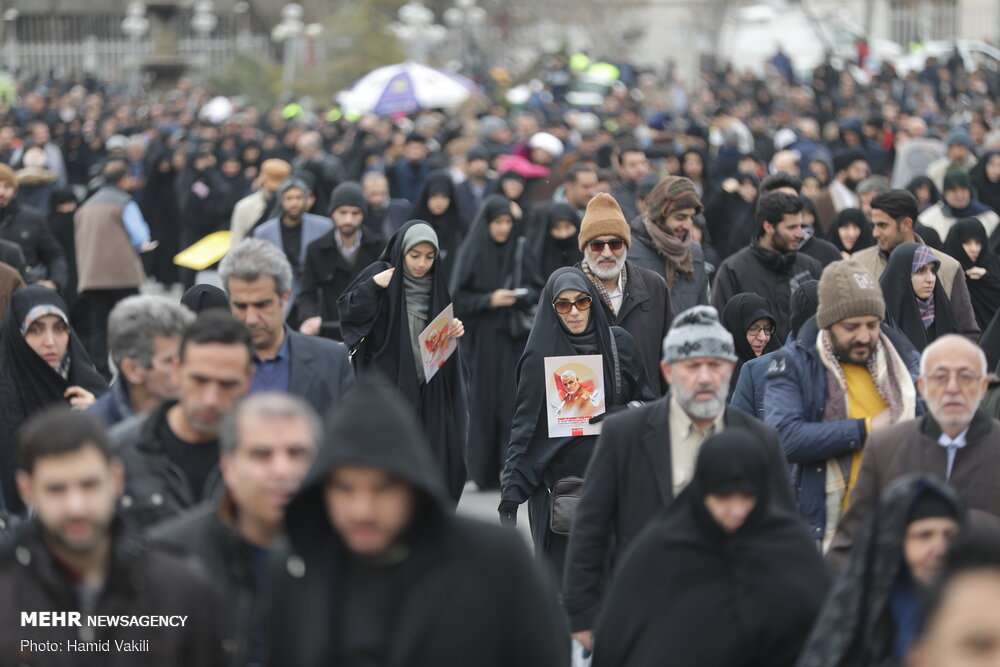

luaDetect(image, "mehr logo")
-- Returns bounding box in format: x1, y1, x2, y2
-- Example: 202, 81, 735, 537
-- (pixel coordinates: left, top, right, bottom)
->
852, 272, 876, 290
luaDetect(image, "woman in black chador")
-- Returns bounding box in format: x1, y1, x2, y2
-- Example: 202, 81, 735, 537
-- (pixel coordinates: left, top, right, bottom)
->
499, 267, 653, 589
339, 220, 468, 503
451, 195, 543, 489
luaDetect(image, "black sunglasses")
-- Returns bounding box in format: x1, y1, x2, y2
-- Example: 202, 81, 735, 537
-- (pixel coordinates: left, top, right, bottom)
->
552, 295, 593, 314
587, 239, 625, 252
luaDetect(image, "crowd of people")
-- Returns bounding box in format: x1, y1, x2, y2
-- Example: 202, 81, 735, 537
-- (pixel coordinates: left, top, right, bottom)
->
1, 45, 1000, 665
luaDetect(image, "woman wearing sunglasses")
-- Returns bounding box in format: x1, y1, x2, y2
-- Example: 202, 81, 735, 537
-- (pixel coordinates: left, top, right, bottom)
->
499, 267, 654, 592
721, 293, 781, 397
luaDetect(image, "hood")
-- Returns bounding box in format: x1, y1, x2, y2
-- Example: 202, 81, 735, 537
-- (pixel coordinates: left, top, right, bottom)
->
283, 373, 450, 551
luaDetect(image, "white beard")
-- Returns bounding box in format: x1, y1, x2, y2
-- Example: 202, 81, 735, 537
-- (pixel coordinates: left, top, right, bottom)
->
585, 250, 627, 281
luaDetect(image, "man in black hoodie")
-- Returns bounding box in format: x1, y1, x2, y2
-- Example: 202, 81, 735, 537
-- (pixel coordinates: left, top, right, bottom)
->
711, 192, 823, 341
268, 375, 568, 667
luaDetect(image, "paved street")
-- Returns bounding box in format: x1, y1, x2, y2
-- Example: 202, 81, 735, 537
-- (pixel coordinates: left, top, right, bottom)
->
457, 482, 534, 548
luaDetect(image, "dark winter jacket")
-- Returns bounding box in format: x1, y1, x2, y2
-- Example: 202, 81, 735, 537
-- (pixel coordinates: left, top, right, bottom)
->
85, 378, 136, 427
627, 214, 709, 314
267, 375, 569, 667
562, 396, 794, 632
712, 242, 823, 342
0, 200, 67, 288
111, 401, 224, 530
763, 316, 922, 538
0, 518, 226, 667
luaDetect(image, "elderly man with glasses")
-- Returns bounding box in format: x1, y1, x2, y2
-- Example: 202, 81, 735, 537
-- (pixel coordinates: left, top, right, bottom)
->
828, 333, 1000, 570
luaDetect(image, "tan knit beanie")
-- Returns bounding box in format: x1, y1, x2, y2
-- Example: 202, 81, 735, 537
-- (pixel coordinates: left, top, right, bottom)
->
578, 193, 631, 251
816, 260, 885, 329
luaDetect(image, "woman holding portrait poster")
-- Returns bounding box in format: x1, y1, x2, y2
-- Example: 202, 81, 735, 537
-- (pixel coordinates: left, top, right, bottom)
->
499, 267, 654, 590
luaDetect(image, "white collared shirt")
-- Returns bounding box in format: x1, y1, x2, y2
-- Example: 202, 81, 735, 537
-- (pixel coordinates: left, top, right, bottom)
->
937, 428, 969, 481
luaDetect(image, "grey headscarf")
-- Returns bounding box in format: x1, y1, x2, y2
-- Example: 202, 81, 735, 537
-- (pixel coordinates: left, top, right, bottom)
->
401, 223, 440, 381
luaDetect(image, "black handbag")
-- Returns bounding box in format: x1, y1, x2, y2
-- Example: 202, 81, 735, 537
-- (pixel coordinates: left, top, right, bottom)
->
550, 476, 585, 536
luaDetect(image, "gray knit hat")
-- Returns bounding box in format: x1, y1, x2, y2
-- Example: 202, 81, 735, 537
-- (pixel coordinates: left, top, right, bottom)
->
816, 260, 885, 329
662, 305, 737, 363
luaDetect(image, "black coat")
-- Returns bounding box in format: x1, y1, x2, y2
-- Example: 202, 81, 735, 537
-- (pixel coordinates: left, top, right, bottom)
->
451, 196, 544, 487
712, 242, 824, 342
0, 200, 67, 288
592, 429, 829, 667
563, 397, 795, 632
0, 519, 226, 667
578, 260, 673, 396
111, 401, 224, 530
150, 498, 264, 667
267, 375, 569, 667
296, 228, 386, 339
283, 329, 355, 418
880, 242, 959, 352
801, 235, 844, 267
943, 218, 1000, 331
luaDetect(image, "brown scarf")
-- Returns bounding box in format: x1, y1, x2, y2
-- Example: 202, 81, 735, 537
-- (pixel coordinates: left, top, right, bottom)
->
642, 216, 694, 288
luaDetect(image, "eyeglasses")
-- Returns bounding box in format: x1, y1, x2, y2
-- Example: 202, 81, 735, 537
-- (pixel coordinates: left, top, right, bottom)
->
747, 325, 775, 337
587, 239, 625, 253
552, 296, 593, 314
924, 370, 983, 388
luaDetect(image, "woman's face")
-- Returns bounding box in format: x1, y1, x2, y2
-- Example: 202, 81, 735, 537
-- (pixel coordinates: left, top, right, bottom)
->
839, 222, 861, 251
488, 214, 514, 244
683, 153, 703, 179
501, 179, 524, 200
554, 288, 590, 334
912, 263, 938, 301
704, 492, 758, 533
986, 154, 1000, 183
802, 177, 821, 201
746, 317, 773, 357
916, 184, 932, 204
404, 241, 436, 278
427, 192, 450, 216
963, 238, 983, 263
550, 219, 577, 240
24, 314, 70, 370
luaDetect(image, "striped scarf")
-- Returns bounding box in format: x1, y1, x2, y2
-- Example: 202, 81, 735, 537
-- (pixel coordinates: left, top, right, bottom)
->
581, 260, 627, 319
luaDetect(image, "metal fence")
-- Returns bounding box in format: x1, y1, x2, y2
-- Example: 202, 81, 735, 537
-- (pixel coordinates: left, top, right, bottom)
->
3, 12, 279, 77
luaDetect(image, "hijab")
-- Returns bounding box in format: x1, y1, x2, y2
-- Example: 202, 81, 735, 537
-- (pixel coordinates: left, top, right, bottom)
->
828, 207, 875, 254
408, 170, 466, 267
879, 242, 959, 351
450, 194, 518, 297
944, 217, 1000, 329
797, 476, 963, 667
906, 175, 940, 212
0, 286, 107, 512
972, 151, 1000, 214
181, 284, 230, 314
593, 429, 828, 667
534, 202, 583, 280
721, 293, 780, 393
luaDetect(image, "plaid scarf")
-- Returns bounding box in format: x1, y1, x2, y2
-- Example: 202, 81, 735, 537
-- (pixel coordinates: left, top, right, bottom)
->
815, 327, 917, 550
581, 259, 627, 319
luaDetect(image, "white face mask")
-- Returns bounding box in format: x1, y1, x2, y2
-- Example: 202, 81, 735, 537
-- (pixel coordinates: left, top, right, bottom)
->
801, 224, 815, 241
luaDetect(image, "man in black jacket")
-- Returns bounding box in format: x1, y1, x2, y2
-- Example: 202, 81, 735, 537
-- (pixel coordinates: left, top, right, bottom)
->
150, 393, 320, 667
0, 163, 66, 290
268, 375, 568, 667
711, 191, 823, 341
0, 408, 225, 666
298, 181, 385, 341
563, 305, 795, 651
112, 311, 253, 529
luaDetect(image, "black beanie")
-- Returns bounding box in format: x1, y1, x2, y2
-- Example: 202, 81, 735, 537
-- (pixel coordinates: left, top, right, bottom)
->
328, 181, 368, 217
943, 170, 973, 192
790, 279, 820, 336
833, 148, 867, 174
908, 490, 960, 525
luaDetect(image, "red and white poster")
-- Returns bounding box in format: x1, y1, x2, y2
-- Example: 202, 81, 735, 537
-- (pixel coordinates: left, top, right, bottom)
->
544, 354, 605, 438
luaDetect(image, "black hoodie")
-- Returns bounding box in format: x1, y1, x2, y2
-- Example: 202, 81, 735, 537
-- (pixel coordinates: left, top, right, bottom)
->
268, 375, 569, 667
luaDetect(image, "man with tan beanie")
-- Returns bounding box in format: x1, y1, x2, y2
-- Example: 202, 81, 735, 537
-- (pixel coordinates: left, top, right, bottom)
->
764, 259, 922, 549
628, 175, 710, 314
577, 192, 672, 395
230, 158, 292, 244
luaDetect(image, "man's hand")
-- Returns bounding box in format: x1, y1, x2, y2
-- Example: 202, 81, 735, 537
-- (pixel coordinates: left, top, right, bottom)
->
139, 239, 159, 254
373, 268, 395, 288
572, 630, 594, 653
65, 386, 96, 411
299, 316, 322, 336
869, 408, 892, 433
490, 289, 518, 308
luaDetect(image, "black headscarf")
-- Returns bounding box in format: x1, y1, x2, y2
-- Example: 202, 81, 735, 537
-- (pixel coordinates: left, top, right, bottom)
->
721, 293, 780, 394
450, 194, 518, 296
338, 220, 468, 502
972, 151, 1000, 214
879, 242, 959, 351
905, 176, 940, 211
828, 208, 875, 255
944, 217, 1000, 330
534, 202, 583, 280
797, 475, 963, 667
593, 429, 829, 667
408, 170, 467, 273
0, 286, 107, 512
181, 284, 230, 314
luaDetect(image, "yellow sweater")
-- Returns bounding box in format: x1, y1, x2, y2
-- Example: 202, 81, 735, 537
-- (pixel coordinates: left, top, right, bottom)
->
841, 363, 888, 515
